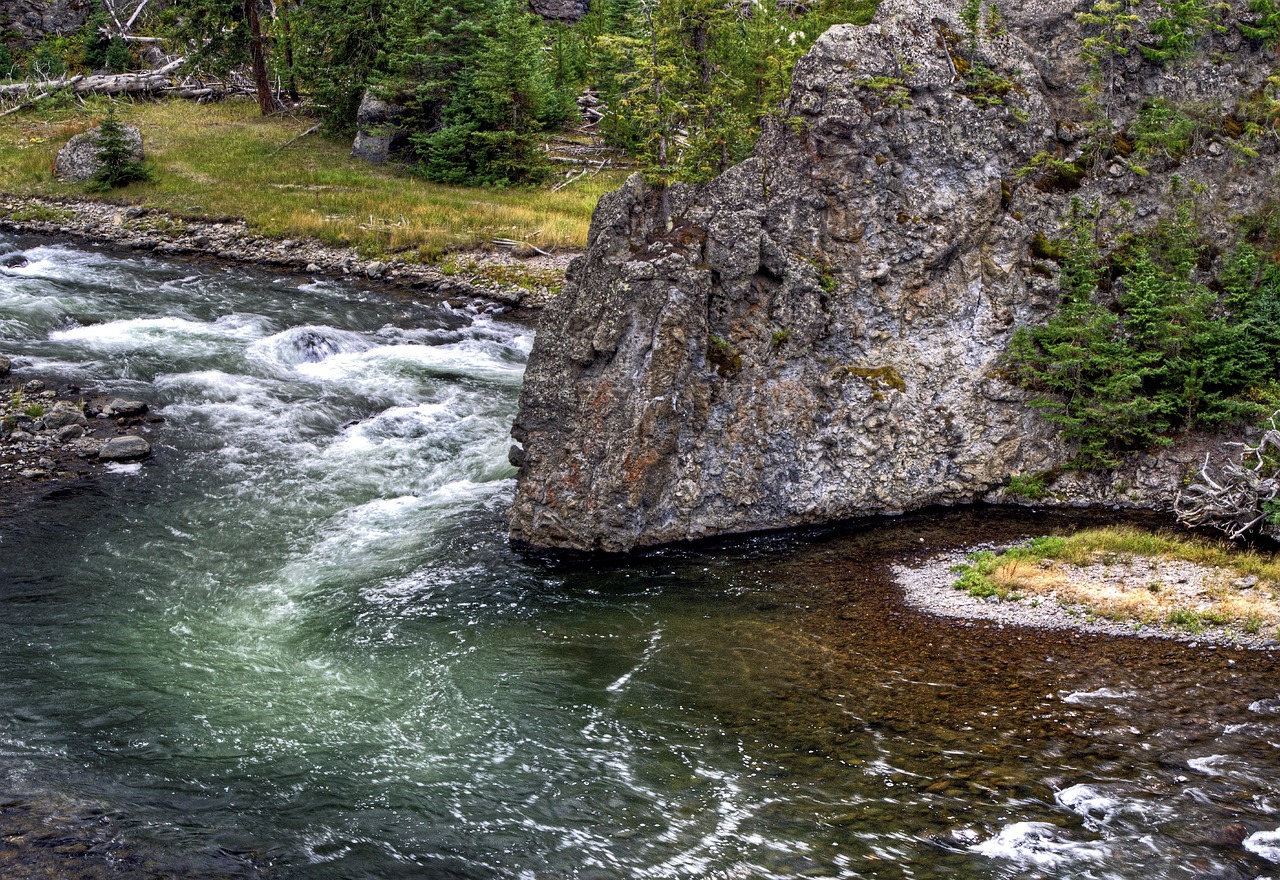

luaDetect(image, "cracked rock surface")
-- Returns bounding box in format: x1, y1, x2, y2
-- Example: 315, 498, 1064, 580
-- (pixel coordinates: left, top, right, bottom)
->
509, 0, 1280, 552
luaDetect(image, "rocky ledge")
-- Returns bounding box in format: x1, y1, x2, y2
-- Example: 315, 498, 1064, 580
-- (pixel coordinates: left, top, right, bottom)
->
0, 195, 567, 317
509, 0, 1280, 552
1, 357, 157, 514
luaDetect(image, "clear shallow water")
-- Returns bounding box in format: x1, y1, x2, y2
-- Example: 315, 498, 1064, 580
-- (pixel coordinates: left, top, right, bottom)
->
1, 237, 1279, 879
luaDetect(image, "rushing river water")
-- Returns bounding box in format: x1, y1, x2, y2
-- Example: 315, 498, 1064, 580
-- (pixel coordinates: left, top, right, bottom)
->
1, 236, 1279, 879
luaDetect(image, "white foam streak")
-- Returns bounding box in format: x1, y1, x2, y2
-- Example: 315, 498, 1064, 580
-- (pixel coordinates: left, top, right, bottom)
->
970, 822, 1109, 869
1061, 688, 1135, 705
1245, 829, 1280, 863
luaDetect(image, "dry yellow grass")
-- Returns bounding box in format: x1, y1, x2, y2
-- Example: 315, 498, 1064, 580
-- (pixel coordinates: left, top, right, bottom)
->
957, 527, 1280, 637
0, 97, 626, 258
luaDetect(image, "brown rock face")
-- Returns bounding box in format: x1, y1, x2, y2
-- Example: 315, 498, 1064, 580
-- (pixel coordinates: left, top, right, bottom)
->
509, 0, 1280, 552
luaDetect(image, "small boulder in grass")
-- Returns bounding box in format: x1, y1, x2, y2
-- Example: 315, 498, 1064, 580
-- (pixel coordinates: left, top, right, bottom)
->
55, 109, 147, 188
98, 435, 151, 461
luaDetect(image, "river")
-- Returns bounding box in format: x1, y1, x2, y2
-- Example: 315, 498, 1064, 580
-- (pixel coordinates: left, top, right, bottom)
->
1, 236, 1278, 879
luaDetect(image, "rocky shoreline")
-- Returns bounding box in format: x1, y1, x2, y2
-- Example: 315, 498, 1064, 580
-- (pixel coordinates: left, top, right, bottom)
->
894, 549, 1280, 652
0, 193, 567, 318
0, 360, 158, 518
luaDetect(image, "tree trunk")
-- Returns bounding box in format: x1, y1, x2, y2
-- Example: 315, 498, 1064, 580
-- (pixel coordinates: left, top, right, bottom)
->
245, 0, 277, 114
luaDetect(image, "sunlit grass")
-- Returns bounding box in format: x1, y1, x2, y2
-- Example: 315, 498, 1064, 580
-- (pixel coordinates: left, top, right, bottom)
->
0, 97, 625, 257
952, 526, 1280, 638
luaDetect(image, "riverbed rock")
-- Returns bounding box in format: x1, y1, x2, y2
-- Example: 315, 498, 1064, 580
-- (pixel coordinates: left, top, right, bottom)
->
55, 124, 145, 183
42, 401, 87, 429
0, 356, 9, 376
105, 398, 147, 417
97, 435, 151, 461
1, 253, 29, 269
508, 0, 1280, 552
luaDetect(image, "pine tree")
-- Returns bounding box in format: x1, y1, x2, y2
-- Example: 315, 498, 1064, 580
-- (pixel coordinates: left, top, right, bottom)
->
89, 108, 149, 192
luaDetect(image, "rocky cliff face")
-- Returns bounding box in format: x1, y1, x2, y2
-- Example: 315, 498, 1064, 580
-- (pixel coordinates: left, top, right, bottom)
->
3, 0, 91, 44
509, 0, 1280, 552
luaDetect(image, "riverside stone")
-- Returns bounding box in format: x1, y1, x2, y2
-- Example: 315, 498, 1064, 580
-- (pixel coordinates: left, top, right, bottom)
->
97, 435, 151, 461
42, 401, 87, 429
106, 398, 147, 417
508, 0, 1280, 552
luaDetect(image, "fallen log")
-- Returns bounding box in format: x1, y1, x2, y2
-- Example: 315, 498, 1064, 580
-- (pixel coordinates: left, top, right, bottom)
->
0, 60, 186, 100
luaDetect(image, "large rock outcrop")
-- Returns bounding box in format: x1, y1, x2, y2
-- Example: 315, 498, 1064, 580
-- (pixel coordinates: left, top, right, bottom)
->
509, 0, 1280, 552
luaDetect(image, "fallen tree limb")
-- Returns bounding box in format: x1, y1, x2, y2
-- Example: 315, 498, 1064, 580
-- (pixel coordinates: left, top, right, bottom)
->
1176, 413, 1280, 540
270, 123, 322, 155
0, 76, 83, 117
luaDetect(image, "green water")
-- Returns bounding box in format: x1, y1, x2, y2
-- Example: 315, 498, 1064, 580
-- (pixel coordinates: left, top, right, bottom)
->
1, 238, 1278, 879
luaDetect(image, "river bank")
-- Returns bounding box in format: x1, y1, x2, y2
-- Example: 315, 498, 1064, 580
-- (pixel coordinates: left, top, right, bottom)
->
895, 547, 1280, 652
0, 194, 567, 318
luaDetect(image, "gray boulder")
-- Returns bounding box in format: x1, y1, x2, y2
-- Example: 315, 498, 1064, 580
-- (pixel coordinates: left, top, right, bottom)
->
42, 401, 87, 429
98, 435, 151, 461
350, 93, 410, 164
106, 398, 148, 417
55, 123, 144, 182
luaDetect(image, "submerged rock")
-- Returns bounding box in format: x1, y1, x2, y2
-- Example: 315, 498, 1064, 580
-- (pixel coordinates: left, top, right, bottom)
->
508, 0, 1280, 552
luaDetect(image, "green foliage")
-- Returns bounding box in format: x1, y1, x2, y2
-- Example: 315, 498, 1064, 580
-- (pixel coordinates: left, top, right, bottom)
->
707, 335, 743, 376
1007, 472, 1051, 500
586, 0, 878, 185
855, 75, 912, 109
1076, 0, 1140, 123
88, 108, 150, 191
1008, 199, 1280, 468
104, 37, 132, 72
290, 0, 395, 133
1239, 0, 1280, 46
1131, 98, 1198, 162
1141, 0, 1223, 63
1016, 152, 1087, 192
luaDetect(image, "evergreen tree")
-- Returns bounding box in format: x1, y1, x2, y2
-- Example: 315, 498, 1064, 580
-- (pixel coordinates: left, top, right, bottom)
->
89, 108, 150, 192
409, 0, 565, 185
291, 0, 394, 132
163, 0, 279, 114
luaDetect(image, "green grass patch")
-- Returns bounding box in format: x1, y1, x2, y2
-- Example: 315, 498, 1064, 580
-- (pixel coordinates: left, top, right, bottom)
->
951, 525, 1280, 639
0, 99, 625, 258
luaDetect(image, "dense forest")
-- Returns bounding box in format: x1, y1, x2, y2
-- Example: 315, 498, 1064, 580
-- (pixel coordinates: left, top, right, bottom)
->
2, 0, 878, 185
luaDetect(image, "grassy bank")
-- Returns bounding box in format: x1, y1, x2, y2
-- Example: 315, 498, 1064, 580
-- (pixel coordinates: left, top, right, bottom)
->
952, 526, 1280, 639
0, 98, 625, 258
